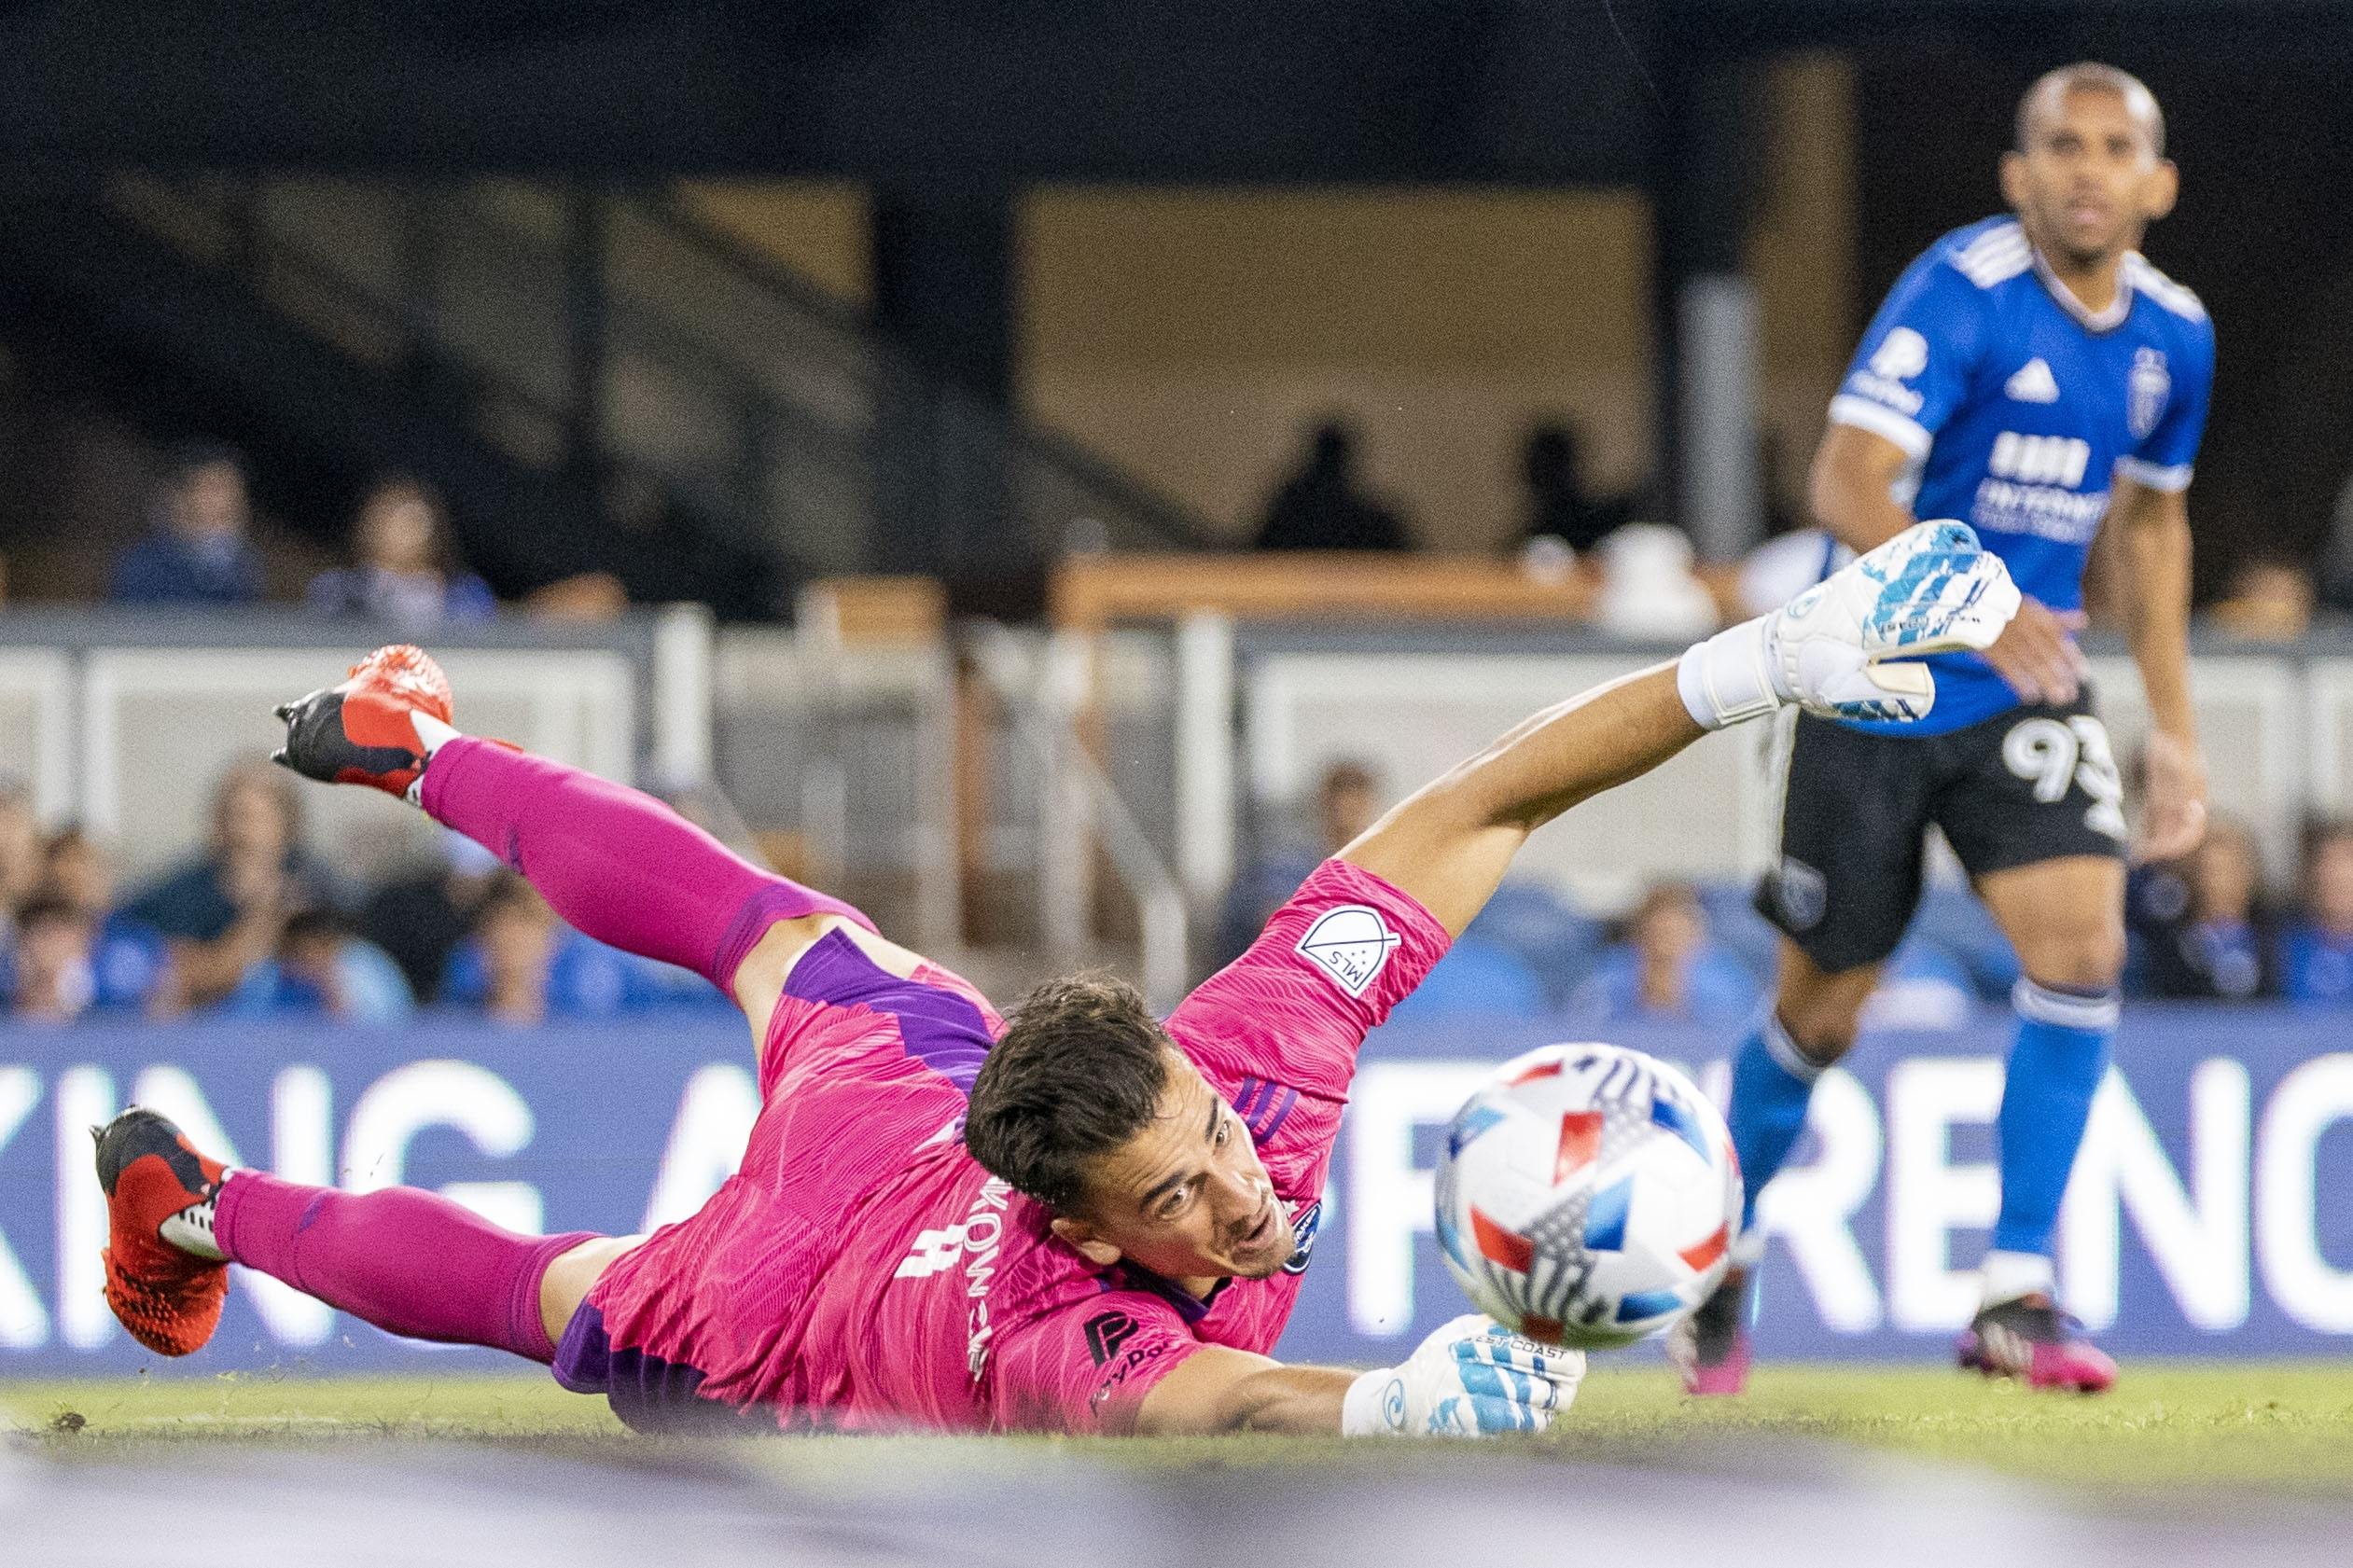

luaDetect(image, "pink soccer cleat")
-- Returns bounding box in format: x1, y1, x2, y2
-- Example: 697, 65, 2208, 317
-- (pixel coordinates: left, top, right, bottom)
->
1956, 1293, 2117, 1393
1667, 1266, 1751, 1396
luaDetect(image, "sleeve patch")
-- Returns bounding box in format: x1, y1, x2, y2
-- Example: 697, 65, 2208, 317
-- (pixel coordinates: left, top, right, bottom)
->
1294, 904, 1402, 997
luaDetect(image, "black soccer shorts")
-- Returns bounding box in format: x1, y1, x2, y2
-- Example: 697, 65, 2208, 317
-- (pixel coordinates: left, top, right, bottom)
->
1754, 694, 2128, 975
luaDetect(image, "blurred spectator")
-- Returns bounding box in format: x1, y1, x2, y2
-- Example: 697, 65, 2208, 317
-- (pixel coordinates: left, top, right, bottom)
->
118, 760, 343, 1009
2199, 556, 2341, 643
1221, 759, 1384, 960
1517, 421, 1616, 554
439, 875, 705, 1023
1856, 937, 1979, 1032
2282, 819, 2353, 1007
2324, 465, 2353, 614
1756, 434, 1806, 546
1593, 524, 1720, 640
306, 474, 496, 631
1738, 531, 1845, 619
218, 908, 413, 1024
1252, 422, 1413, 553
2127, 815, 2276, 999
506, 461, 782, 622
1461, 881, 1604, 1010
358, 829, 506, 1002
110, 441, 265, 605
1388, 936, 1547, 1019
0, 776, 36, 956
1569, 881, 1759, 1026
37, 826, 170, 1012
3, 894, 96, 1023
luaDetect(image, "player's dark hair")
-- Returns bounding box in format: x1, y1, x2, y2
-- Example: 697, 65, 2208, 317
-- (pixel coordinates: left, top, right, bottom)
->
2016, 62, 2164, 158
965, 973, 1172, 1214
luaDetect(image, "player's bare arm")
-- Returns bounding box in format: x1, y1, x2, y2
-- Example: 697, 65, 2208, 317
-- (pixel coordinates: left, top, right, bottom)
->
1339, 668, 1699, 938
1135, 1325, 1580, 1438
1814, 421, 2082, 707
1343, 522, 2022, 937
1134, 1346, 1353, 1436
2104, 474, 2205, 859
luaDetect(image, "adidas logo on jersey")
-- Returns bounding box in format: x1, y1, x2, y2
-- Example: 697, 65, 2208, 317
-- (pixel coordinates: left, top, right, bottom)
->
2004, 358, 2059, 403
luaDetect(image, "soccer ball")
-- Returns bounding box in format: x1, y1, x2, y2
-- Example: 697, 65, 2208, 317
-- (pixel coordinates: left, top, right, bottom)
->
1434, 1042, 1741, 1350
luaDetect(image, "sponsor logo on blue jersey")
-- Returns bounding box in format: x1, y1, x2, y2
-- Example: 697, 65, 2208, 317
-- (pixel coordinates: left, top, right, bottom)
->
1826, 216, 2214, 736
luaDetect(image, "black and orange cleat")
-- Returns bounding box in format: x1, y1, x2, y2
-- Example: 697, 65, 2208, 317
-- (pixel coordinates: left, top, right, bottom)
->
94, 1108, 230, 1357
272, 644, 455, 800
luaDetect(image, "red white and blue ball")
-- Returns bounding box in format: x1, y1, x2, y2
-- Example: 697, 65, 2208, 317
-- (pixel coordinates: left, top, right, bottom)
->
1434, 1042, 1741, 1350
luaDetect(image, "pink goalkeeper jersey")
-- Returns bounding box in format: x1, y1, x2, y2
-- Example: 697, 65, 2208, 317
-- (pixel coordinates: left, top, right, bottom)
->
579, 858, 1448, 1434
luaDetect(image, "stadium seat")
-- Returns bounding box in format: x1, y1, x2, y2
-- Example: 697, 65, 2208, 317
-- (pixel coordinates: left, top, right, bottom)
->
1385, 935, 1549, 1019
1459, 880, 1604, 1008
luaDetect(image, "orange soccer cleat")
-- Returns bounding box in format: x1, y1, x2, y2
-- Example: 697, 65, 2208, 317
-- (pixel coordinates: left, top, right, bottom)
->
94, 1109, 231, 1357
272, 644, 455, 799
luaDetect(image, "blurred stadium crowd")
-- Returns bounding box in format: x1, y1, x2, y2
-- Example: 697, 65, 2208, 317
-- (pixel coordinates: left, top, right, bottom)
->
1223, 760, 2353, 1032
8, 421, 2353, 1031
0, 761, 730, 1027
13, 742, 2345, 1031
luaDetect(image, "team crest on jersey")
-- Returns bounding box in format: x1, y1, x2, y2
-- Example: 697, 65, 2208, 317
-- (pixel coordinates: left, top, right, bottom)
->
2128, 348, 2170, 439
1295, 905, 1401, 997
1774, 857, 1829, 932
1281, 1199, 1324, 1276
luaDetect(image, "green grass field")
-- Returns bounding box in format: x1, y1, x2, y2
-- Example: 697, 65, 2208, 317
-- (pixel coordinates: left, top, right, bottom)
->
8, 1362, 2352, 1496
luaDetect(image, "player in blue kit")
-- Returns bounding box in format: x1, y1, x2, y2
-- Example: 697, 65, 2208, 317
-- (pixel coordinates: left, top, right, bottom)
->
1674, 63, 2213, 1395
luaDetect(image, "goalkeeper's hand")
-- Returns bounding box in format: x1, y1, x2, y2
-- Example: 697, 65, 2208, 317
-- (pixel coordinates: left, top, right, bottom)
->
1679, 520, 2022, 728
1340, 1313, 1585, 1437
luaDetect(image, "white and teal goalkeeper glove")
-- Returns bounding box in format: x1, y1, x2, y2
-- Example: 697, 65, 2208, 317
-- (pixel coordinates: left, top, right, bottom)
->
1678, 520, 2021, 728
1340, 1313, 1586, 1437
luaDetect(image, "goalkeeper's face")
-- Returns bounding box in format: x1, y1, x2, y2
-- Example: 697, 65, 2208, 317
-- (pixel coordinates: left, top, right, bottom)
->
2003, 82, 2177, 271
1051, 1054, 1298, 1284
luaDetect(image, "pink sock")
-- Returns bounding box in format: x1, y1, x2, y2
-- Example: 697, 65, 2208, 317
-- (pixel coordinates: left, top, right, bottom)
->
215, 1173, 593, 1362
419, 736, 870, 990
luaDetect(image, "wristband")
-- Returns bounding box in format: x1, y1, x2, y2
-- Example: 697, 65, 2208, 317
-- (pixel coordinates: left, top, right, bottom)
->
1340, 1367, 1403, 1436
1677, 617, 1783, 730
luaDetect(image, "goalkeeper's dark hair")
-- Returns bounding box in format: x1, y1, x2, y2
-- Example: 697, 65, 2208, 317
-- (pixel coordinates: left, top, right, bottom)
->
964, 973, 1172, 1214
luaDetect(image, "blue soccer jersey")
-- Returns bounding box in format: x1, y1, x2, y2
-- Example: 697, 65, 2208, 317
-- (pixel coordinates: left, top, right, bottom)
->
1828, 215, 2215, 735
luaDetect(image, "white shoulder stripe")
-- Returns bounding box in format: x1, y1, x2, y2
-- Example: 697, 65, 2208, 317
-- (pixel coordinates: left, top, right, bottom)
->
1953, 230, 2031, 288
2123, 254, 2208, 322
1956, 220, 2025, 262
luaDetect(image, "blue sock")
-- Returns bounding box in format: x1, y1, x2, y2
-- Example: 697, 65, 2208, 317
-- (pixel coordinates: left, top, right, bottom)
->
1727, 1014, 1821, 1235
1992, 978, 2118, 1257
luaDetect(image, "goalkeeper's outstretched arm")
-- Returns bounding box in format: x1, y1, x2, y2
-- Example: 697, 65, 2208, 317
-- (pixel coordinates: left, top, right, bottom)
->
1338, 521, 2020, 937
1136, 1318, 1582, 1437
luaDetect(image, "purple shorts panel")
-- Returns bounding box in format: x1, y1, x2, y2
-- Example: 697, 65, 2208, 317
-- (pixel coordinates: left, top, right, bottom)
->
550, 1300, 765, 1435
777, 930, 994, 1094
